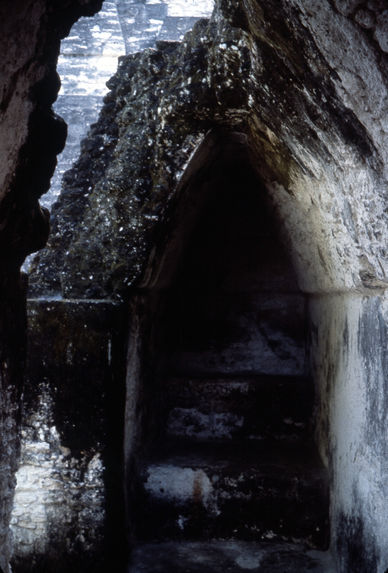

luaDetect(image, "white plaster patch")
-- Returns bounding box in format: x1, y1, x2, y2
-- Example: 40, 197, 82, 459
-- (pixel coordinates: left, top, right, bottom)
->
145, 465, 213, 506
10, 385, 105, 559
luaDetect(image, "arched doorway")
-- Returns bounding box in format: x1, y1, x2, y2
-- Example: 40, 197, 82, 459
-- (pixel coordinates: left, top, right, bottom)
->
129, 133, 330, 570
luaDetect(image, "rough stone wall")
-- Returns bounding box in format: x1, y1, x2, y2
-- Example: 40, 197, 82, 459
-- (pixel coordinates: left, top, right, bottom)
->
310, 294, 388, 572
0, 1, 103, 571
10, 299, 126, 573
46, 0, 214, 210
0, 273, 26, 573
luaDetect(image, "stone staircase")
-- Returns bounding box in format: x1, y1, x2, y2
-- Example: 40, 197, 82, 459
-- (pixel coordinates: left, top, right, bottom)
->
128, 372, 332, 572
127, 161, 333, 572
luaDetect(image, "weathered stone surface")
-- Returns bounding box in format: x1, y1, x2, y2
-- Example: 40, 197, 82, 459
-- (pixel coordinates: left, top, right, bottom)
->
10, 299, 126, 572
309, 293, 388, 573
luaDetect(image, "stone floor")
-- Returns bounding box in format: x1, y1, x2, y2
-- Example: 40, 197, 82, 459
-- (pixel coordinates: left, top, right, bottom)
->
128, 541, 336, 572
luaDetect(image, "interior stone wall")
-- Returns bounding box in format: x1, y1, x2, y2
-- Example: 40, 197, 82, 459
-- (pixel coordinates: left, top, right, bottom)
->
310, 293, 388, 572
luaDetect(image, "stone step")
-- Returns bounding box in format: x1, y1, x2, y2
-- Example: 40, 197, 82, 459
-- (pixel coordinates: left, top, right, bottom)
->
136, 440, 329, 548
165, 293, 307, 377
128, 541, 335, 572
164, 376, 313, 441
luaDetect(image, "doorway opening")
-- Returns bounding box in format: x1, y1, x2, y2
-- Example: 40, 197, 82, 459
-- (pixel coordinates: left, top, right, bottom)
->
129, 133, 330, 568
